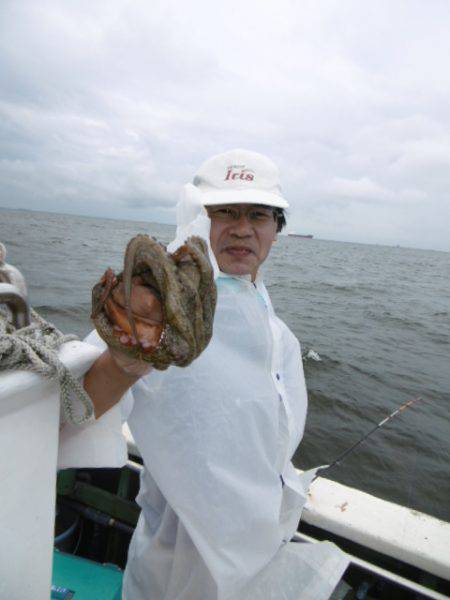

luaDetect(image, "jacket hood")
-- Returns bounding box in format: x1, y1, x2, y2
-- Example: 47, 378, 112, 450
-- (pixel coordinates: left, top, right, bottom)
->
167, 183, 220, 278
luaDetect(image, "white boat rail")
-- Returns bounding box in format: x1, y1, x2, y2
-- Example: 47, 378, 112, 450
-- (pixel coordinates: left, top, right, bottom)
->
123, 424, 450, 583
303, 473, 450, 581
0, 341, 101, 600
294, 531, 449, 600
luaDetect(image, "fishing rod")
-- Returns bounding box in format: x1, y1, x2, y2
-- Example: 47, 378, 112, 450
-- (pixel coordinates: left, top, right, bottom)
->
313, 396, 424, 481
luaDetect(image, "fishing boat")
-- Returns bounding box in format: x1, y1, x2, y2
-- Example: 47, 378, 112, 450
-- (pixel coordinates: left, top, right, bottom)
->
1, 250, 449, 599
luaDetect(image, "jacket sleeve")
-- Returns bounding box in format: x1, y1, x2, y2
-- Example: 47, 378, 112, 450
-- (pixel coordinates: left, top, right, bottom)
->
57, 331, 130, 470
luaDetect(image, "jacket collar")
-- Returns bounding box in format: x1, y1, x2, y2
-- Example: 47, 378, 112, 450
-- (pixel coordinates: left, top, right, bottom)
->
217, 270, 264, 285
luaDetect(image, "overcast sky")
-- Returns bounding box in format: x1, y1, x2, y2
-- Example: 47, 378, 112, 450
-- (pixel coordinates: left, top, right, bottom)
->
1, 0, 449, 251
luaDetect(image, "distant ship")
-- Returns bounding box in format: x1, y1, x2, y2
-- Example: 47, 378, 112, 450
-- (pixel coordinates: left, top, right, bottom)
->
288, 233, 313, 239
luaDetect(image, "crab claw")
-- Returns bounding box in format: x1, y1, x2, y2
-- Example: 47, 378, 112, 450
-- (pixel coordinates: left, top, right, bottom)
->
91, 268, 117, 319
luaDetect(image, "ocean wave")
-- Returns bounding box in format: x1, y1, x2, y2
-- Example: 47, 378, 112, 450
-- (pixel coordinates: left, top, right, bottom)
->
318, 282, 355, 292
34, 303, 90, 317
303, 349, 322, 362
364, 310, 427, 330
0, 239, 20, 247
302, 348, 342, 368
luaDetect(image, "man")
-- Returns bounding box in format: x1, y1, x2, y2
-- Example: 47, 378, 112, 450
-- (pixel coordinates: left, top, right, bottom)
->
83, 149, 348, 599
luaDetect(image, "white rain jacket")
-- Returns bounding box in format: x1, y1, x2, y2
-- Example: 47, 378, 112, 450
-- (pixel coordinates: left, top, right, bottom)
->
74, 185, 348, 599
124, 270, 309, 599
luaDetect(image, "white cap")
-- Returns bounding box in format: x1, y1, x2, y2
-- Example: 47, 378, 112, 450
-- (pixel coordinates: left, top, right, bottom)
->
192, 149, 289, 209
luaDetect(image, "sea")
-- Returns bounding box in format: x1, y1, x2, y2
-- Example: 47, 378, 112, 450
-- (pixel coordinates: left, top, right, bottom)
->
1, 207, 449, 522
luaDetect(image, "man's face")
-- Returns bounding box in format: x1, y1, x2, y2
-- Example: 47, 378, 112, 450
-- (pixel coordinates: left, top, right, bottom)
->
207, 203, 278, 280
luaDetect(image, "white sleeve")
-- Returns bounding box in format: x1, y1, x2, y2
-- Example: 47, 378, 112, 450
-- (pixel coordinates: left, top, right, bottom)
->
57, 331, 132, 470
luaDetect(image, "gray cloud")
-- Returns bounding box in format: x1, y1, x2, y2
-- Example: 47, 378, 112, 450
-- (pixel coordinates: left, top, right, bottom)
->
1, 0, 449, 250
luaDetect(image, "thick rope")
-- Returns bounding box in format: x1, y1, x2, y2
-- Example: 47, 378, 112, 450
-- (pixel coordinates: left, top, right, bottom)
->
0, 307, 94, 425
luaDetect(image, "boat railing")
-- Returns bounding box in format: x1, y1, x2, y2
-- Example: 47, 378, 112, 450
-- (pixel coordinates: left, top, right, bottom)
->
0, 282, 30, 328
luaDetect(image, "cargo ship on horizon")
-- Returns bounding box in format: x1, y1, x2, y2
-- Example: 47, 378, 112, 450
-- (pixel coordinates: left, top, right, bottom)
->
288, 233, 313, 239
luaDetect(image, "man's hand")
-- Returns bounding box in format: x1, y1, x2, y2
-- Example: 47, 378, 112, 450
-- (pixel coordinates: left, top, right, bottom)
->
105, 275, 164, 350
85, 276, 163, 418
104, 276, 164, 377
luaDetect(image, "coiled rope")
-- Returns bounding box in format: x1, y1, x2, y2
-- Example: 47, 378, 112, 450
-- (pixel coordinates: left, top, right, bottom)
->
0, 307, 94, 425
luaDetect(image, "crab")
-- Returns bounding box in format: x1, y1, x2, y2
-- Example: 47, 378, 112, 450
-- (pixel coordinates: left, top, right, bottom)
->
91, 234, 217, 370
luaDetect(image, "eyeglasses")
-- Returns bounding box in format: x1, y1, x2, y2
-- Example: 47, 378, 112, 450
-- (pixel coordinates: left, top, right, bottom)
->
207, 205, 276, 226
